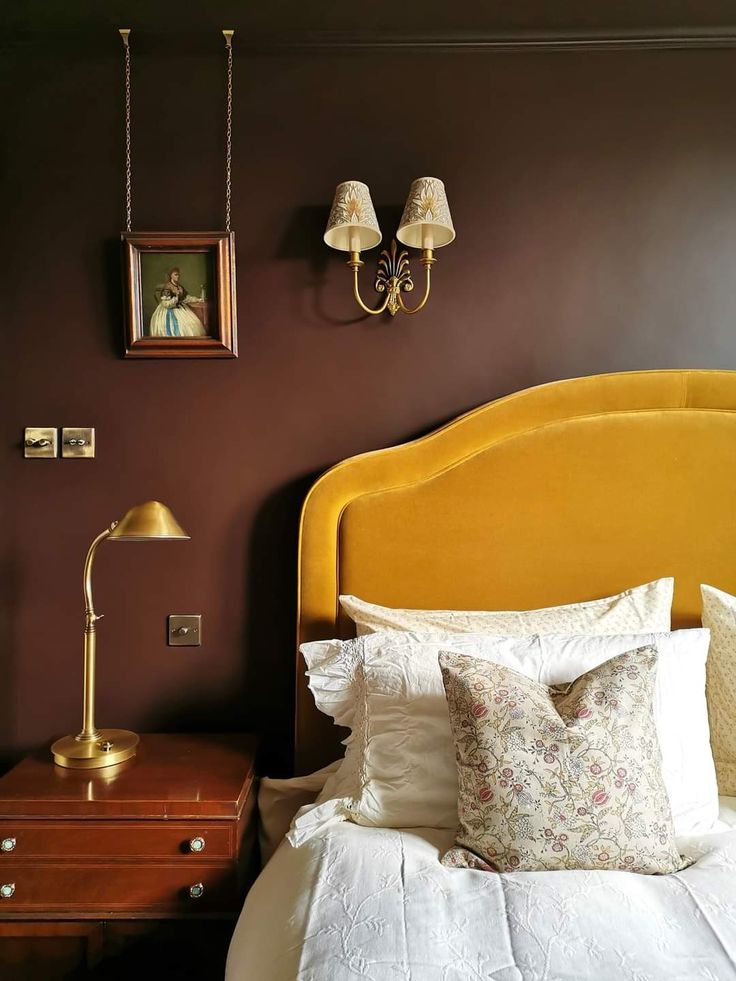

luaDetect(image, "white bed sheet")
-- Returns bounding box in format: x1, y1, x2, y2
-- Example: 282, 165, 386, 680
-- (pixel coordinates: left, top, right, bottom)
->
227, 798, 736, 981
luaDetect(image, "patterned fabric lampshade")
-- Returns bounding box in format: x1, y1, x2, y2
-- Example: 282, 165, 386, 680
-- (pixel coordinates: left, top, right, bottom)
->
396, 177, 455, 250
324, 180, 382, 252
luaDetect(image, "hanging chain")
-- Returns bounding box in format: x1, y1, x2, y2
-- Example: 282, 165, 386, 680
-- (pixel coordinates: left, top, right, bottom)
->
223, 30, 234, 233
119, 29, 232, 233
119, 29, 132, 232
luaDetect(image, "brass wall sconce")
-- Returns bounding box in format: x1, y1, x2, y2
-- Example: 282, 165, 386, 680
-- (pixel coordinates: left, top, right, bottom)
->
324, 177, 455, 317
51, 501, 190, 770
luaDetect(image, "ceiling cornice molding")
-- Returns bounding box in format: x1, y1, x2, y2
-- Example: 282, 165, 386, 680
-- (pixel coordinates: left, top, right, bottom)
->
5, 27, 736, 55
267, 28, 736, 53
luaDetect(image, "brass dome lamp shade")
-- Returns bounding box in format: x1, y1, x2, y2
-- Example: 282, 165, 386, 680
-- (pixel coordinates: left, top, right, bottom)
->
51, 502, 190, 769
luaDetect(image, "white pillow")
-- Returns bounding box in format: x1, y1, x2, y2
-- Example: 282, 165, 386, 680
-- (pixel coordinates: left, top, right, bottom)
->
340, 577, 674, 636
258, 761, 341, 867
290, 628, 717, 845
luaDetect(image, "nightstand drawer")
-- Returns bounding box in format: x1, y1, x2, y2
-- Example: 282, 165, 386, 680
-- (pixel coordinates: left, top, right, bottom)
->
0, 863, 238, 917
0, 823, 233, 861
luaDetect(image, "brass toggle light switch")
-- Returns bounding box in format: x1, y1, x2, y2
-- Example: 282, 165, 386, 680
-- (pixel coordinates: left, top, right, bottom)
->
24, 428, 58, 459
168, 614, 202, 647
62, 428, 95, 459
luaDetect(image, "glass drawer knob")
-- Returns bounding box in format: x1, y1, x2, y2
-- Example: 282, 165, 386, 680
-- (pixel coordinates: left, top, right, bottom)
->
0, 883, 15, 899
1, 838, 15, 853
189, 882, 205, 900
189, 836, 206, 853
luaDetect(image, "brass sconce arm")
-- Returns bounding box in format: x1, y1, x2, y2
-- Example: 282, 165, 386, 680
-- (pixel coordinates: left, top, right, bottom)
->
396, 249, 435, 316
348, 253, 390, 316
348, 241, 436, 318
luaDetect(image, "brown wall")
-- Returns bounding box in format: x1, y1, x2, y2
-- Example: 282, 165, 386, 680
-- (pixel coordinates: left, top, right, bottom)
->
3, 2, 736, 771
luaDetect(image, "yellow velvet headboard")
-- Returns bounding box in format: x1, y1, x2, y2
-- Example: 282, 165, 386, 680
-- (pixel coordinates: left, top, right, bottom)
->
296, 369, 736, 772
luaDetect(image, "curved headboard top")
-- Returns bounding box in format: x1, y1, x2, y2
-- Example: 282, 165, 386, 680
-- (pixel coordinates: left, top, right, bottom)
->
296, 369, 736, 771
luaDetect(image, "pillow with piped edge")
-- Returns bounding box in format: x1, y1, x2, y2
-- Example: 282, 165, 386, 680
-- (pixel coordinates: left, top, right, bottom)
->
289, 627, 717, 845
339, 577, 674, 637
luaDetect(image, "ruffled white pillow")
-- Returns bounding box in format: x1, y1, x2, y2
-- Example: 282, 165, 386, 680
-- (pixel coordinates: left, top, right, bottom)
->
290, 628, 718, 845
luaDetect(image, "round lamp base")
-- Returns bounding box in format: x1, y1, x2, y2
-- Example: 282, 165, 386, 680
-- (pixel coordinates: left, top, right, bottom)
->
51, 730, 140, 769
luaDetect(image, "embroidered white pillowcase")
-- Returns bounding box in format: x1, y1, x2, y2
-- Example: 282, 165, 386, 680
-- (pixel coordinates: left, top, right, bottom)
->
290, 628, 717, 846
701, 584, 736, 795
340, 577, 673, 637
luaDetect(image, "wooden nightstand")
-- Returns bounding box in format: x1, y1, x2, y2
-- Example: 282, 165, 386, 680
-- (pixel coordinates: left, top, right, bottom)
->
0, 733, 259, 980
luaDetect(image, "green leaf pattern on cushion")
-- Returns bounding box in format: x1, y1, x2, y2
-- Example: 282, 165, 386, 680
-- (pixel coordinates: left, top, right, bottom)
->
439, 646, 687, 874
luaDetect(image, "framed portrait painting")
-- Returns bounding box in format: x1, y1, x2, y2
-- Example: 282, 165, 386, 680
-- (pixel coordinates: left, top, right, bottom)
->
122, 231, 237, 358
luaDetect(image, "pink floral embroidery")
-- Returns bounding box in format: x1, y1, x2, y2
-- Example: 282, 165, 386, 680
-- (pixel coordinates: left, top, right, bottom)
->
438, 646, 685, 875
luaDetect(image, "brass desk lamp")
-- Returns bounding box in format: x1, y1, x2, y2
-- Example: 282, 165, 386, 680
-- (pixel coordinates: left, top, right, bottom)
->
51, 501, 190, 770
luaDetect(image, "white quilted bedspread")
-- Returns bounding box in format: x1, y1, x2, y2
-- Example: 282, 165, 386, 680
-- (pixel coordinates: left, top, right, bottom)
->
226, 802, 736, 981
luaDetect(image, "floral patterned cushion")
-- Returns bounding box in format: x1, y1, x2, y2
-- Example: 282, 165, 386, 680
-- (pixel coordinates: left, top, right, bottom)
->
701, 584, 736, 795
439, 646, 686, 874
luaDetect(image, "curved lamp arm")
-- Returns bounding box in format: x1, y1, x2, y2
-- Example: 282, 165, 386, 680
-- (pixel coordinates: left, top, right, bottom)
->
397, 253, 435, 316
83, 525, 114, 626
78, 523, 116, 740
348, 254, 391, 316
346, 244, 437, 318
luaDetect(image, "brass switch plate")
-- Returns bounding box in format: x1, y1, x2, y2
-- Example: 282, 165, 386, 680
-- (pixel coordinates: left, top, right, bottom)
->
168, 614, 202, 647
24, 428, 58, 459
62, 428, 95, 459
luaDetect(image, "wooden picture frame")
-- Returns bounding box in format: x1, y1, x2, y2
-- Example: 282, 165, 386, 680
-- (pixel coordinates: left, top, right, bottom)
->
122, 232, 237, 358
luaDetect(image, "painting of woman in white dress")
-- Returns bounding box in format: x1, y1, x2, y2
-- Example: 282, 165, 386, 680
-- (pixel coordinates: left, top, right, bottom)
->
149, 268, 207, 337
123, 233, 236, 358
138, 250, 215, 340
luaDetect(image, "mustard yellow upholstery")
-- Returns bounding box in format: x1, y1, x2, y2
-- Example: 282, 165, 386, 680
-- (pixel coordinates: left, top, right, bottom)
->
296, 370, 736, 772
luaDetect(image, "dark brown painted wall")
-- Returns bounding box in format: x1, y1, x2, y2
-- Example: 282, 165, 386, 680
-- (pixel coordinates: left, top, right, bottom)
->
3, 2, 736, 771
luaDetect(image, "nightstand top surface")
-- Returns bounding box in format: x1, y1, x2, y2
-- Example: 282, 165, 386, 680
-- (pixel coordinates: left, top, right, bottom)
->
0, 734, 259, 820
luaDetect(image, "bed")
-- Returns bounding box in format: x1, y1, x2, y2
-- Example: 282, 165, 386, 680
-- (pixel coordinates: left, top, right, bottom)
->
227, 369, 736, 980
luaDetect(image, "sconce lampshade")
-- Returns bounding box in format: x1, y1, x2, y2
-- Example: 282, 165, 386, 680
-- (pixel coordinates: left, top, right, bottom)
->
396, 177, 455, 250
108, 501, 190, 542
324, 180, 382, 252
